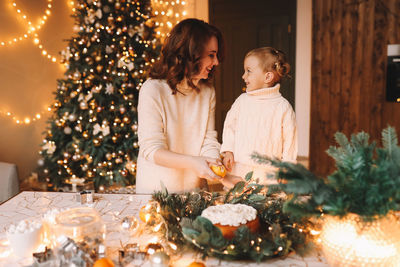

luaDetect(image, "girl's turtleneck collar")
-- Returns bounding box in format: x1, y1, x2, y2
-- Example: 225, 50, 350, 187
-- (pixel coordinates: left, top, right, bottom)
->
246, 83, 281, 98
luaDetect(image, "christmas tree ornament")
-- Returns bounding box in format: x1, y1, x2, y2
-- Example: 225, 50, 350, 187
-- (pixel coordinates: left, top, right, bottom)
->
80, 101, 88, 109
93, 138, 101, 146
37, 0, 161, 191
103, 5, 111, 13
149, 251, 170, 267
96, 65, 103, 73
68, 114, 76, 121
64, 127, 72, 135
120, 216, 138, 231
145, 243, 164, 255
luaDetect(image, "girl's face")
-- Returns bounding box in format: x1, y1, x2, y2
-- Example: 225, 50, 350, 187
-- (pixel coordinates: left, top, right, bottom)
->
242, 56, 268, 91
192, 36, 219, 83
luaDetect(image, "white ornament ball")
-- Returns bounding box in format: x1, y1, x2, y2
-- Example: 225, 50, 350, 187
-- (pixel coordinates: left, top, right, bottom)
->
80, 102, 88, 109
149, 251, 170, 267
64, 127, 72, 135
37, 159, 44, 166
68, 114, 76, 121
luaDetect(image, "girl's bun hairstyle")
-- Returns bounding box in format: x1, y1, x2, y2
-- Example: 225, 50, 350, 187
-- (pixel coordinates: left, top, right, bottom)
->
245, 47, 290, 81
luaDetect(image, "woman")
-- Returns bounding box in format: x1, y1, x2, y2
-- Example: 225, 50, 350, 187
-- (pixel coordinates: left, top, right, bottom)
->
136, 18, 225, 194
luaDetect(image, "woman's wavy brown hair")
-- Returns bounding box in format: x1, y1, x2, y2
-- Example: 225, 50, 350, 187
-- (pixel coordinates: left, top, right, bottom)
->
149, 18, 225, 94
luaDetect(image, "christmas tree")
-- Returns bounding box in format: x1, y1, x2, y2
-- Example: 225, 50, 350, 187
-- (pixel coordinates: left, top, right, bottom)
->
38, 0, 160, 191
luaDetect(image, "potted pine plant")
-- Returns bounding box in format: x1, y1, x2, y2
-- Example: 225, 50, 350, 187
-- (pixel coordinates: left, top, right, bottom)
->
252, 126, 400, 267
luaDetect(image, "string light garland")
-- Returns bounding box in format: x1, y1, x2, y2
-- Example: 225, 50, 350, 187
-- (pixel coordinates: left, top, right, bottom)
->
0, 107, 53, 125
1, 0, 186, 126
1, 0, 53, 46
145, 181, 316, 262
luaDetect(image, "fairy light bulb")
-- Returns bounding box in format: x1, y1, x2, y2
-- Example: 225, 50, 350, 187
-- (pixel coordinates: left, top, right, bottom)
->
151, 0, 187, 41
1, 0, 53, 46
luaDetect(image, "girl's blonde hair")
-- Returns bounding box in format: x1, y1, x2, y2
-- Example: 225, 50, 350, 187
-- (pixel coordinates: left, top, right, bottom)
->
245, 47, 290, 82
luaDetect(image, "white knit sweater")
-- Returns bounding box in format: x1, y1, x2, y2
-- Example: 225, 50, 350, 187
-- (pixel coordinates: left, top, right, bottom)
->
136, 79, 221, 194
221, 84, 297, 183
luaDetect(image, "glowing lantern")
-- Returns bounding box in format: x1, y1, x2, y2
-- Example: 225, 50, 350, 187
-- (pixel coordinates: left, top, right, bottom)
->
320, 213, 400, 266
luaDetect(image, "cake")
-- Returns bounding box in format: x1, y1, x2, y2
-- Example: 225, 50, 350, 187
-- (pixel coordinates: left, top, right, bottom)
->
201, 203, 260, 239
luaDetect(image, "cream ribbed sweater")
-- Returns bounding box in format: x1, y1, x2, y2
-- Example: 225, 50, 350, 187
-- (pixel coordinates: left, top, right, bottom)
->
136, 79, 221, 194
221, 84, 297, 183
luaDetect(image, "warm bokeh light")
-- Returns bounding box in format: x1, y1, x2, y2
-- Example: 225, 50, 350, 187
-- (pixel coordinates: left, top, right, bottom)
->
1, 0, 185, 126
320, 214, 400, 267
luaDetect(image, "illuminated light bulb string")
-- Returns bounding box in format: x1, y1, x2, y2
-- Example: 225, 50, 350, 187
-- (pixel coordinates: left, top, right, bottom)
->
1, 0, 186, 125
0, 0, 52, 46
151, 0, 187, 41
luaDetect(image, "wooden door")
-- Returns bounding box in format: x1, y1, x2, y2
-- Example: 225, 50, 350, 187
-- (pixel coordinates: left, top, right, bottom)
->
209, 0, 297, 141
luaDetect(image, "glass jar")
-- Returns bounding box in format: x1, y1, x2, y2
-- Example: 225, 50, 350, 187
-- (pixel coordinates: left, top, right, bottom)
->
51, 207, 105, 247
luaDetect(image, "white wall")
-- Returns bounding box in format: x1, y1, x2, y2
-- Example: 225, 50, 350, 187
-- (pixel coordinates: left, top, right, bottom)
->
295, 0, 312, 157
187, 0, 311, 157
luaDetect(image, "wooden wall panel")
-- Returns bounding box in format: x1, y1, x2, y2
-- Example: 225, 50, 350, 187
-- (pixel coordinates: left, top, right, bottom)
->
310, 0, 400, 175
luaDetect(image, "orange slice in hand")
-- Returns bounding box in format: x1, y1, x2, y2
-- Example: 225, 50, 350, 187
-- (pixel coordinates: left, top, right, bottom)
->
211, 165, 226, 178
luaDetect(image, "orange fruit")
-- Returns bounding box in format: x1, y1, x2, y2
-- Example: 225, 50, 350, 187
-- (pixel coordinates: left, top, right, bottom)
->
187, 262, 206, 267
93, 258, 114, 267
211, 165, 226, 178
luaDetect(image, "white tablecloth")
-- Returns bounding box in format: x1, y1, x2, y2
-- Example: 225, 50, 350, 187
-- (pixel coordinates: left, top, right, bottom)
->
0, 191, 328, 266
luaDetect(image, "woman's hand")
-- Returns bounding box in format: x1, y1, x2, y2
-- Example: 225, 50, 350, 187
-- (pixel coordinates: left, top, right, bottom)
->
220, 174, 243, 189
188, 156, 222, 182
222, 151, 234, 172
153, 149, 222, 181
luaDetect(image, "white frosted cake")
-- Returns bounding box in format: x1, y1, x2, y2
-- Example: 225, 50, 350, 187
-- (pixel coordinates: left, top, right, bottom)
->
201, 204, 260, 239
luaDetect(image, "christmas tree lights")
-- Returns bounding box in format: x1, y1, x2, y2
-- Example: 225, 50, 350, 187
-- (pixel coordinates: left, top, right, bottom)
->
38, 0, 161, 190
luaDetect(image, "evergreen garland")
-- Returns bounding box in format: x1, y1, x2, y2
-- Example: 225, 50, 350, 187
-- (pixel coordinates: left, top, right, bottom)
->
151, 179, 314, 262
252, 126, 400, 221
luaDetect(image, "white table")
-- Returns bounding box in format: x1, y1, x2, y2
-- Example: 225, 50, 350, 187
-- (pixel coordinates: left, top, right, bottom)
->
0, 191, 329, 266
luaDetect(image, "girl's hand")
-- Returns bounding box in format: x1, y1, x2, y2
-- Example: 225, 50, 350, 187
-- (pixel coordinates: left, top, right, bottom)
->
222, 151, 234, 172
189, 156, 222, 181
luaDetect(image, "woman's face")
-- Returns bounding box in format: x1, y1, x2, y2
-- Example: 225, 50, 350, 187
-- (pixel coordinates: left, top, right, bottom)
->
192, 36, 219, 82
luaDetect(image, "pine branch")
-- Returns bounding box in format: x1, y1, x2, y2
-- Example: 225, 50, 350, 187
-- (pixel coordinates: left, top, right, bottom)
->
382, 126, 398, 157
252, 126, 400, 221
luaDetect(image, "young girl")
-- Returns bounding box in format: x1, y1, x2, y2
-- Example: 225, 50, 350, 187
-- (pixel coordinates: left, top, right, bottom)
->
136, 19, 227, 194
221, 47, 297, 184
